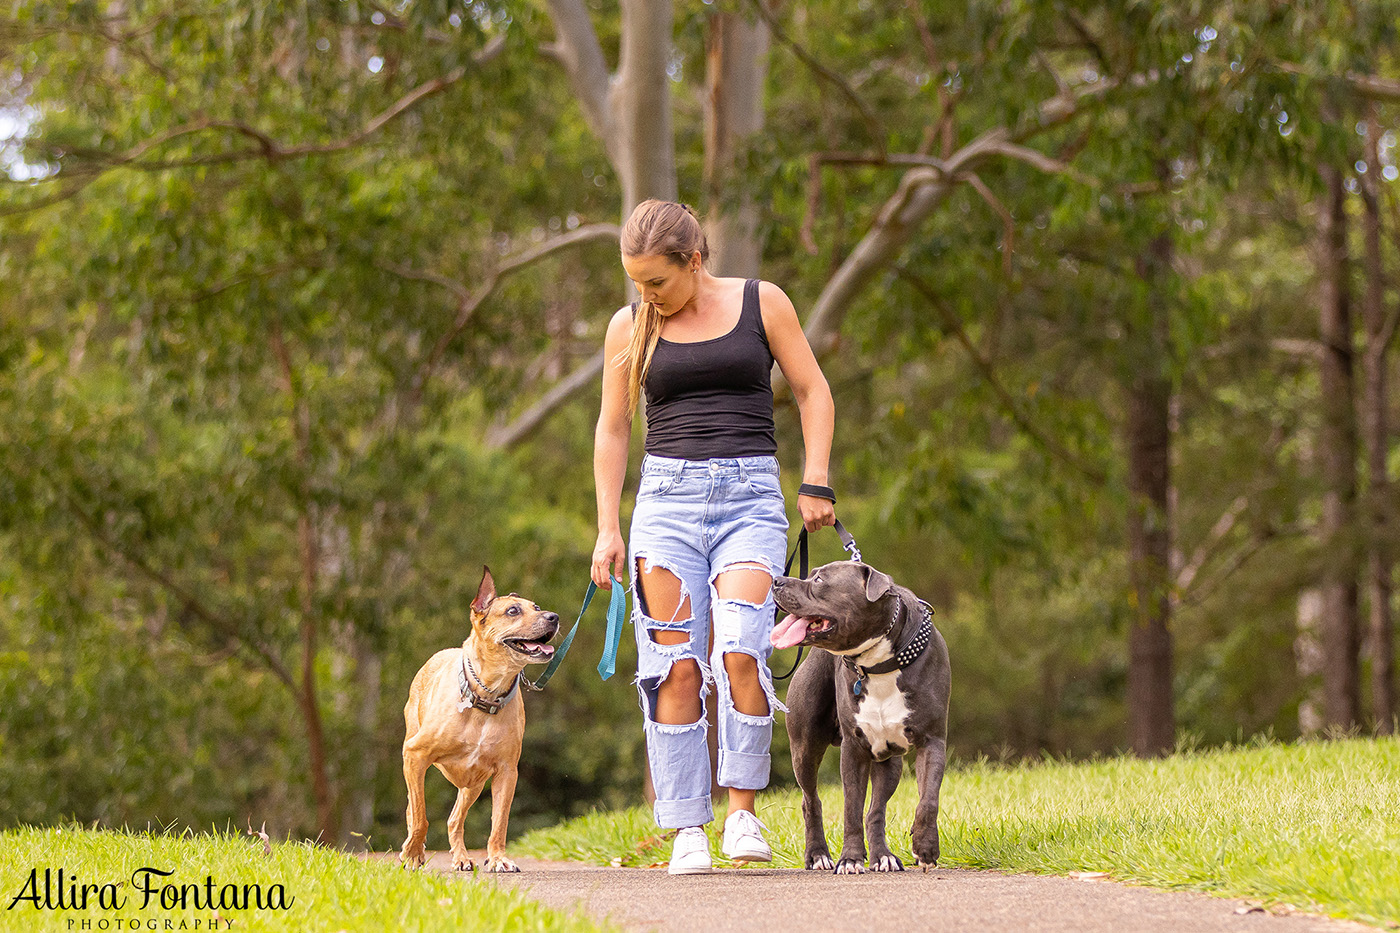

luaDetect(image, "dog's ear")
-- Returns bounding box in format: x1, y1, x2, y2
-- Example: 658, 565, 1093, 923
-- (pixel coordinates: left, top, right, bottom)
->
472, 566, 496, 616
863, 564, 894, 602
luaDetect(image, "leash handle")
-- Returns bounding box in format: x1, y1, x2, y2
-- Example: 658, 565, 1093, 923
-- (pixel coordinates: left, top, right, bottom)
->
596, 578, 627, 680
834, 518, 861, 563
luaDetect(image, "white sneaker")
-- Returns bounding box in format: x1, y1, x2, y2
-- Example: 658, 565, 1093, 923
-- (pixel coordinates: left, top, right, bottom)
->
722, 810, 772, 863
667, 826, 713, 875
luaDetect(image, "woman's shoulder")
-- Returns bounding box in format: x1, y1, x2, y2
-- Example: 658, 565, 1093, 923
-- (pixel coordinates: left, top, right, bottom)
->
608, 304, 638, 329
754, 280, 799, 321
603, 305, 635, 348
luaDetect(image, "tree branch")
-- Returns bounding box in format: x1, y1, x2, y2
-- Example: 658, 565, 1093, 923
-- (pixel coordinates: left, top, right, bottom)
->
1175, 530, 1292, 610
61, 492, 296, 691
1174, 495, 1248, 599
897, 267, 1107, 484
966, 172, 1015, 276
542, 0, 616, 149
1346, 71, 1400, 103
974, 137, 1099, 186
376, 223, 620, 427
3, 16, 178, 81
1271, 61, 1400, 103
1062, 9, 1112, 77
1270, 338, 1325, 360
747, 0, 886, 153
10, 38, 504, 191
793, 74, 1136, 365
0, 177, 96, 217
487, 349, 606, 449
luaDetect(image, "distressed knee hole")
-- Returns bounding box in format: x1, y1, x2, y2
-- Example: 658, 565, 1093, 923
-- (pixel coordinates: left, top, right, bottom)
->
635, 558, 691, 623
713, 561, 775, 604
649, 627, 692, 646
638, 657, 707, 724
722, 650, 770, 717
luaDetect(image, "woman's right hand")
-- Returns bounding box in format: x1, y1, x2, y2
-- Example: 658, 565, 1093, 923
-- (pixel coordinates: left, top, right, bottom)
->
592, 530, 627, 588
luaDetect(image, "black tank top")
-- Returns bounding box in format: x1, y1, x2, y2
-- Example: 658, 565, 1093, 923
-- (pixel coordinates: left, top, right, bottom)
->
641, 278, 777, 460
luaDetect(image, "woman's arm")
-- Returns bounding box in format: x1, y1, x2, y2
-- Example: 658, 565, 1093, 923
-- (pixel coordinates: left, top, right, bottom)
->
592, 307, 636, 587
759, 281, 836, 533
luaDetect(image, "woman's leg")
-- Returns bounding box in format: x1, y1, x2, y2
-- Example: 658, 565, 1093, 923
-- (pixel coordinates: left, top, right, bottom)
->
709, 560, 786, 816
633, 555, 715, 829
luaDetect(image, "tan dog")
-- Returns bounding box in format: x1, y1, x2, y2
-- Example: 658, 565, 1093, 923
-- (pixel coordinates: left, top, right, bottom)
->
399, 567, 559, 872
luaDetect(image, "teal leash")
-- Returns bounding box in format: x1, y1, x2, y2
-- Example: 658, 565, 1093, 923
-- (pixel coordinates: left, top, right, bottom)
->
597, 579, 627, 680
524, 578, 628, 690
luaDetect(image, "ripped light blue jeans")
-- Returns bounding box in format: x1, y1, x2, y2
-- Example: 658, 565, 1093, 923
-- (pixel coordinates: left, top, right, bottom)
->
629, 454, 789, 829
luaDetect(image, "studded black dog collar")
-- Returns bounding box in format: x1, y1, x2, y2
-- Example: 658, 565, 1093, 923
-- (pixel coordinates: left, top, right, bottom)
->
844, 598, 934, 696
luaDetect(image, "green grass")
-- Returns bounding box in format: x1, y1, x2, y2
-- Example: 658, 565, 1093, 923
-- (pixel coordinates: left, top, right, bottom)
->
516, 737, 1400, 928
0, 825, 610, 932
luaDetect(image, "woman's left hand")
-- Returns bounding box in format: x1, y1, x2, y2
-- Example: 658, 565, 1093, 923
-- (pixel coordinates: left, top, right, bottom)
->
796, 494, 836, 534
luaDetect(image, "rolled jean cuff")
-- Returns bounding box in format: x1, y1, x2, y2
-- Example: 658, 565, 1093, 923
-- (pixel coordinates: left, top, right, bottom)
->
654, 795, 714, 830
717, 749, 771, 791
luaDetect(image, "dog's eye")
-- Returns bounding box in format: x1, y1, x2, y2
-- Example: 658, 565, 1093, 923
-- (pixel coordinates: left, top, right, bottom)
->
506, 605, 520, 616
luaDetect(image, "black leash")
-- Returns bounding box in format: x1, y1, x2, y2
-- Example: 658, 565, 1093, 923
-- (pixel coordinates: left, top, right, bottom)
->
771, 486, 862, 681
771, 527, 810, 681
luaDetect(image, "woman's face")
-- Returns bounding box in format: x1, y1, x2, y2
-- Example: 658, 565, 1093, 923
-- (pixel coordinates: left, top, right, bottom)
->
621, 252, 697, 316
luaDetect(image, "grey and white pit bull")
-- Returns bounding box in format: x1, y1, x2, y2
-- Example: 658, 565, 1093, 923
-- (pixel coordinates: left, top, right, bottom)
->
771, 560, 950, 874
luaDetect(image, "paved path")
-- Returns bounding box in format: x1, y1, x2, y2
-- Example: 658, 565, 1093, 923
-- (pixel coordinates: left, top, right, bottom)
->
407, 851, 1369, 932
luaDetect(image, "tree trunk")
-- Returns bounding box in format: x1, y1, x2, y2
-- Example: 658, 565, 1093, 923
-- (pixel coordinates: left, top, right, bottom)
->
704, 9, 769, 278
1296, 589, 1326, 735
614, 0, 677, 214
543, 0, 677, 214
347, 635, 382, 846
1126, 230, 1174, 757
1359, 105, 1394, 733
1317, 159, 1361, 731
271, 322, 338, 842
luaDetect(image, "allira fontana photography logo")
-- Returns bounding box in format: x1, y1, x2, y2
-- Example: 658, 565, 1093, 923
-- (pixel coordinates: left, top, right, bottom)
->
7, 866, 295, 929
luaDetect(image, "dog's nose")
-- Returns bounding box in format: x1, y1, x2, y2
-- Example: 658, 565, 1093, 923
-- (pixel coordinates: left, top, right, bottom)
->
542, 612, 560, 627
772, 577, 787, 589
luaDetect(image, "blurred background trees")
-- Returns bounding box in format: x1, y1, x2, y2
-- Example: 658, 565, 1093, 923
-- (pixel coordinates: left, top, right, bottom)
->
2, 0, 1397, 848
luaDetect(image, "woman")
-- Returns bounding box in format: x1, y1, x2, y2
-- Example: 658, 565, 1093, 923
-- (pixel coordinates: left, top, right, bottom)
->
592, 199, 836, 875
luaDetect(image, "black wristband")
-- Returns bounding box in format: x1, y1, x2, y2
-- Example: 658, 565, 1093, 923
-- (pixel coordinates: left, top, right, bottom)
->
798, 483, 836, 502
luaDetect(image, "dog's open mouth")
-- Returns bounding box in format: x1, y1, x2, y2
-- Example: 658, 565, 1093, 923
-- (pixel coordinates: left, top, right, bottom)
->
502, 637, 556, 661
770, 615, 834, 649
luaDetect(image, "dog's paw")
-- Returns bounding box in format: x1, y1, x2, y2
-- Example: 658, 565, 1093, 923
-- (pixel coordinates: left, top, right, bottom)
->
870, 853, 904, 872
913, 843, 940, 868
805, 851, 835, 871
834, 857, 866, 875
399, 846, 427, 869
483, 856, 520, 873
450, 854, 475, 872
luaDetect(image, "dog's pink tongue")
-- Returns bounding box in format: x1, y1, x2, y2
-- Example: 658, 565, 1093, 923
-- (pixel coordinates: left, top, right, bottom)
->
771, 615, 812, 649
